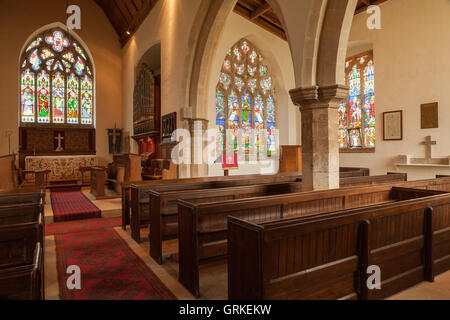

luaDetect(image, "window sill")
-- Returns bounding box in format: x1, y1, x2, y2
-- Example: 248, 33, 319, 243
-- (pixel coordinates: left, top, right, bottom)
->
340, 148, 375, 154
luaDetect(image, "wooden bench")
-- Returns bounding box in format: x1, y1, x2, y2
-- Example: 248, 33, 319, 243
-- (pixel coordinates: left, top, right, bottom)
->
148, 173, 406, 264
148, 181, 303, 264
340, 172, 406, 187
124, 176, 253, 229
228, 187, 450, 300
129, 172, 303, 242
0, 242, 43, 300
0, 188, 45, 206
0, 196, 44, 300
177, 182, 412, 296
122, 168, 372, 233
339, 167, 370, 178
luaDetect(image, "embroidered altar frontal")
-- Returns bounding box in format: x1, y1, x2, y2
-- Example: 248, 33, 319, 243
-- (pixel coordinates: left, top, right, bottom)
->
25, 155, 97, 182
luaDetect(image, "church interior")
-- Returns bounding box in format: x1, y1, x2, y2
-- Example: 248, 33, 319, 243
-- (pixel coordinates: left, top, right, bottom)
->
1, 0, 450, 301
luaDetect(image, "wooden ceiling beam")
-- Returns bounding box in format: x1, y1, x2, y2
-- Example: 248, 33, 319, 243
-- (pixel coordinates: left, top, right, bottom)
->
233, 4, 286, 41
355, 0, 388, 15
250, 3, 271, 20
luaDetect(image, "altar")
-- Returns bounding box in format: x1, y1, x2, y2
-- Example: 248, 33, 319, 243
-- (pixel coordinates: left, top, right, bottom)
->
25, 155, 98, 183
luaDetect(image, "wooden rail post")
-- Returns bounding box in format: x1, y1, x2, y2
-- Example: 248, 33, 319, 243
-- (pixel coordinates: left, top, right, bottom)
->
424, 206, 434, 282
359, 220, 371, 300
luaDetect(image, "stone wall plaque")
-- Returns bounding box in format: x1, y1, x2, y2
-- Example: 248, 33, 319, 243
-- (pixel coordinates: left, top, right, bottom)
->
383, 110, 403, 141
421, 102, 438, 129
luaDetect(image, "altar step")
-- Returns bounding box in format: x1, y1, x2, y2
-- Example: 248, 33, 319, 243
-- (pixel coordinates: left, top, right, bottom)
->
44, 188, 121, 224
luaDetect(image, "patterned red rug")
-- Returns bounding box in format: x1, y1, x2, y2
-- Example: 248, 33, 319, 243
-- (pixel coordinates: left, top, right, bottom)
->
55, 227, 177, 300
46, 217, 121, 236
51, 190, 101, 222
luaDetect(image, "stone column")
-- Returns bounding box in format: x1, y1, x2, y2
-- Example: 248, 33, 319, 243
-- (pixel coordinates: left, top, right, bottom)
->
187, 118, 209, 178
290, 85, 348, 191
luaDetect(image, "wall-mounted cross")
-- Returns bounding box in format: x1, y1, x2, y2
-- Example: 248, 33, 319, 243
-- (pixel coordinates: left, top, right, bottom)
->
55, 133, 65, 152
421, 136, 436, 162
108, 124, 121, 154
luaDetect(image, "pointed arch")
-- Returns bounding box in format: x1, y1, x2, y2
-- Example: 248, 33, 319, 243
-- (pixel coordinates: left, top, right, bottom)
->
19, 25, 95, 127
215, 38, 277, 160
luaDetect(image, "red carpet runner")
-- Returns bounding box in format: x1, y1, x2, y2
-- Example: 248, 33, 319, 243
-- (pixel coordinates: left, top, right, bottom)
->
50, 218, 177, 300
51, 190, 101, 222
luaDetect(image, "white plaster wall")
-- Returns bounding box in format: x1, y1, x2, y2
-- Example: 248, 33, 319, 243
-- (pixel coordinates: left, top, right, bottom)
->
206, 12, 300, 176
340, 0, 450, 180
122, 0, 203, 154
122, 2, 301, 176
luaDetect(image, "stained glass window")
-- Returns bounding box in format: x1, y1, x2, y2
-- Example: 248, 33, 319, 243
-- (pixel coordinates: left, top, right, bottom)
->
339, 51, 375, 150
19, 28, 94, 126
21, 69, 35, 123
52, 72, 65, 123
67, 74, 79, 124
37, 71, 50, 123
215, 38, 277, 160
81, 76, 93, 125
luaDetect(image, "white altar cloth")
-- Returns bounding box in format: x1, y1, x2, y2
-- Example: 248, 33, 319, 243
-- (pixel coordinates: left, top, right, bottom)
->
25, 155, 97, 182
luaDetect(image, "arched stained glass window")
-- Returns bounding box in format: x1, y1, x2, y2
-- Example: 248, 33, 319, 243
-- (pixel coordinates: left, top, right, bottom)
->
215, 38, 277, 159
20, 28, 94, 126
339, 51, 375, 150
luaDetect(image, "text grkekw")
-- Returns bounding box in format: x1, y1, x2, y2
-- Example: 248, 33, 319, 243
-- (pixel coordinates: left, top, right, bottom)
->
224, 305, 272, 315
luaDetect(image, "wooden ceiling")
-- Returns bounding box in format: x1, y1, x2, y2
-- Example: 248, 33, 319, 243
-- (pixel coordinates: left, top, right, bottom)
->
233, 0, 286, 40
355, 0, 389, 14
233, 0, 389, 40
94, 0, 159, 46
95, 0, 389, 46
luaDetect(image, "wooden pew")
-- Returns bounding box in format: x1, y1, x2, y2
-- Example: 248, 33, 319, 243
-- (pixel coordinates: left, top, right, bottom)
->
177, 181, 412, 297
0, 197, 44, 300
340, 172, 406, 187
123, 172, 303, 231
146, 173, 406, 264
0, 242, 43, 300
227, 187, 450, 300
339, 167, 370, 178
0, 188, 45, 206
148, 181, 303, 264
129, 172, 303, 242
122, 168, 372, 232
0, 204, 44, 264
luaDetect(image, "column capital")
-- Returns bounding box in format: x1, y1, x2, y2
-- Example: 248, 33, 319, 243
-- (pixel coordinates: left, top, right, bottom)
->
290, 84, 349, 111
186, 118, 209, 133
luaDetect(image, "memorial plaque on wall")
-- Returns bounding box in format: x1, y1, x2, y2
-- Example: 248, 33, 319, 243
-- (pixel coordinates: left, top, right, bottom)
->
421, 102, 438, 129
